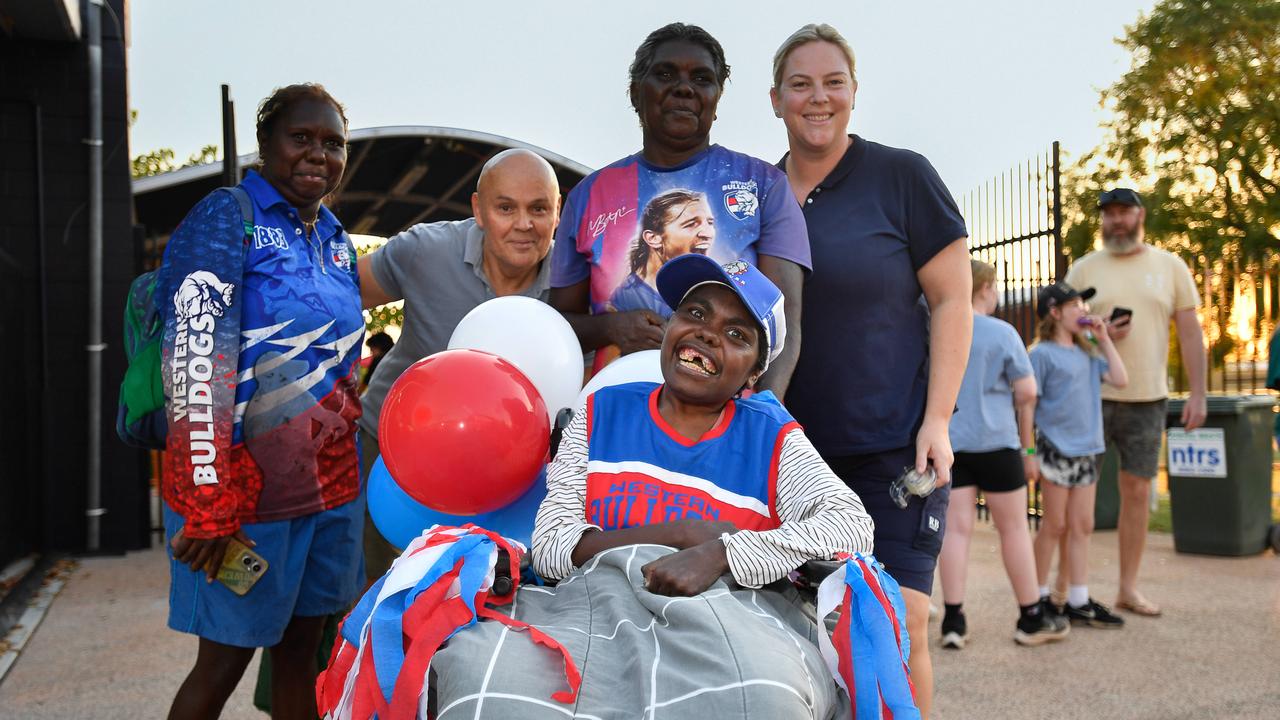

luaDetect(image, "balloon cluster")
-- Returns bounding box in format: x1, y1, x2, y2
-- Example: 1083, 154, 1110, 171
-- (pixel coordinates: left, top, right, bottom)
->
370, 298, 582, 549
369, 298, 667, 550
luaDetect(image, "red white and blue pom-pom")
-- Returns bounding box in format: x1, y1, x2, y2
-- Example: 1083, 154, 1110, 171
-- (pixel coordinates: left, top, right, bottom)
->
816, 553, 920, 720
316, 524, 580, 720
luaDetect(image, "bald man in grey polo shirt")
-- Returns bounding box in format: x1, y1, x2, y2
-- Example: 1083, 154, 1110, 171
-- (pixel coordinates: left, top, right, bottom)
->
356, 149, 561, 575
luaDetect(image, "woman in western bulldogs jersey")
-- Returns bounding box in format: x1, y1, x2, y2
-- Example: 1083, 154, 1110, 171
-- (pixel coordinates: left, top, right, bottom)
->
429, 256, 873, 718
158, 84, 365, 720
550, 22, 810, 392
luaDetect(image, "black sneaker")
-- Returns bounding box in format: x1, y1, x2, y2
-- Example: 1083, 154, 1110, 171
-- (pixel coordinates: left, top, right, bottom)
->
1014, 612, 1070, 646
1065, 598, 1125, 628
940, 612, 967, 649
1040, 595, 1065, 623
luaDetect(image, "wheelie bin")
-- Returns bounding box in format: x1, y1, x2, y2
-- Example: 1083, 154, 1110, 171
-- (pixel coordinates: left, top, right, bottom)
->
1164, 395, 1276, 556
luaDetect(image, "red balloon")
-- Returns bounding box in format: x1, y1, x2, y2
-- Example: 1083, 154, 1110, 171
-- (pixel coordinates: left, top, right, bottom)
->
379, 349, 549, 515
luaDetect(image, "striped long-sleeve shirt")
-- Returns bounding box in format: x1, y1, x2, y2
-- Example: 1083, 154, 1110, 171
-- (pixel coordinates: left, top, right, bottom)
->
532, 384, 875, 588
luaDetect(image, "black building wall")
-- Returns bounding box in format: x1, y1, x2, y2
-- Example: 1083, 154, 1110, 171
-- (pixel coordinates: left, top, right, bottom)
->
0, 0, 147, 565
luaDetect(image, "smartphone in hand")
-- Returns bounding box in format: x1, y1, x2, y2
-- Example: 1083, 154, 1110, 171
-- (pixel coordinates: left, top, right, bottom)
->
217, 538, 268, 596
1110, 306, 1134, 324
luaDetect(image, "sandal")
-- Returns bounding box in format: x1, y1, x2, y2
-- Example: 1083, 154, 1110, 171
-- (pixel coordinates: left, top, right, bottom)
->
1115, 597, 1162, 617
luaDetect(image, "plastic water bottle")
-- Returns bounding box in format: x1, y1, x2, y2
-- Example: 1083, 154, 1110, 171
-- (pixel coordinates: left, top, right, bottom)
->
889, 466, 937, 509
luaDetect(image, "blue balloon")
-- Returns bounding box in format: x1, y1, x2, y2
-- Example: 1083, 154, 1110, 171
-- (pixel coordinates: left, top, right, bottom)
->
367, 454, 547, 551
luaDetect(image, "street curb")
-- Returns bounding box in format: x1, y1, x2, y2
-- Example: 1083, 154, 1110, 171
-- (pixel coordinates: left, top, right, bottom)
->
0, 558, 72, 688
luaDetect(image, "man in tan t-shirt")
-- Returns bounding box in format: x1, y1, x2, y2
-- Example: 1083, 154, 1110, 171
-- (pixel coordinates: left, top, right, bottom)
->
1064, 188, 1207, 617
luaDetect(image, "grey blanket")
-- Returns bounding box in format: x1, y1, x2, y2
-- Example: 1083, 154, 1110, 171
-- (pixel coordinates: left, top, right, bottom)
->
432, 544, 848, 719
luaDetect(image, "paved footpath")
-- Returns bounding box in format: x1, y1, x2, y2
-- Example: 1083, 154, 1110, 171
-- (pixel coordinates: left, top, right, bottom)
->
0, 524, 1277, 719
930, 526, 1280, 720
0, 544, 262, 720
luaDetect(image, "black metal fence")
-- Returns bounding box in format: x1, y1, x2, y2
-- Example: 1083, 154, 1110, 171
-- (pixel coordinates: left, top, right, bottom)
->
962, 140, 1275, 398
1176, 255, 1278, 396
961, 142, 1064, 344
959, 144, 1063, 528
957, 141, 1277, 528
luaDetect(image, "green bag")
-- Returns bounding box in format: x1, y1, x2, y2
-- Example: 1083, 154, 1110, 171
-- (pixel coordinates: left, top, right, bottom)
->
115, 187, 253, 449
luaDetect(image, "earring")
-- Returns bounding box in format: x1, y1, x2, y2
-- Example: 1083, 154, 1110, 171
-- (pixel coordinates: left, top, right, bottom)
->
774, 109, 782, 118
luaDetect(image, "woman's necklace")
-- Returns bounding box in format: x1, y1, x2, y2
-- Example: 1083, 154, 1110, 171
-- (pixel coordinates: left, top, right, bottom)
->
302, 217, 318, 240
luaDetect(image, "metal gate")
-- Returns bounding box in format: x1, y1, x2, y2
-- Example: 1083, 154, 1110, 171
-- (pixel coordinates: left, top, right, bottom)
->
959, 143, 1064, 528
961, 142, 1065, 343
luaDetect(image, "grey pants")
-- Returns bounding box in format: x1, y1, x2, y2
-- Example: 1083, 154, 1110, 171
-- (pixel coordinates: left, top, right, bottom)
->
360, 428, 400, 582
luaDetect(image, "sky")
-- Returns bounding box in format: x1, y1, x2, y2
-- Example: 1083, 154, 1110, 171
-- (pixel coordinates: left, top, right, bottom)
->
127, 0, 1156, 200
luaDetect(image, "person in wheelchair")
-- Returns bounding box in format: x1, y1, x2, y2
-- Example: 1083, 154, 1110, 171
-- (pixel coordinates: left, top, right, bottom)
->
428, 255, 876, 718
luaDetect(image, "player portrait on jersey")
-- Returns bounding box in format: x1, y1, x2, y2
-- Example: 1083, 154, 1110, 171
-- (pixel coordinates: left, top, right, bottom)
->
606, 187, 716, 317
565, 163, 778, 321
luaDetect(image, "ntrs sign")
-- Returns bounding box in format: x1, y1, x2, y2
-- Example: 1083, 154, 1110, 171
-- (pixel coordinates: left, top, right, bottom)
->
1166, 428, 1227, 478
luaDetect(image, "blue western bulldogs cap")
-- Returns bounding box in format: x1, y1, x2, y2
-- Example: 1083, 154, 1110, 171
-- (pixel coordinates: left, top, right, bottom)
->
656, 254, 786, 371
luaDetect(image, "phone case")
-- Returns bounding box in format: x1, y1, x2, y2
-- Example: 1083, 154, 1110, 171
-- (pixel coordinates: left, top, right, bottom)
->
216, 539, 268, 596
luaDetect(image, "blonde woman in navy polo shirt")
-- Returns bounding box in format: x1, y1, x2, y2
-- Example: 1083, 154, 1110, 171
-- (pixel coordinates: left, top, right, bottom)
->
770, 24, 973, 719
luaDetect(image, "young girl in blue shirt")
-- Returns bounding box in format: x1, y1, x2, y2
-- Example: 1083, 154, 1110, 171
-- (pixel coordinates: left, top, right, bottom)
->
1029, 283, 1128, 628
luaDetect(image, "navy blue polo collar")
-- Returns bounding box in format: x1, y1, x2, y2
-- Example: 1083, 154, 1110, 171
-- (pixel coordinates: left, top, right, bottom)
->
775, 134, 867, 191
241, 169, 343, 238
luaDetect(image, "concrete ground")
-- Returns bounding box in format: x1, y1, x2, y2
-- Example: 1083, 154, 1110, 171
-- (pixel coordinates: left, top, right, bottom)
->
0, 546, 262, 720
930, 526, 1280, 720
0, 524, 1277, 720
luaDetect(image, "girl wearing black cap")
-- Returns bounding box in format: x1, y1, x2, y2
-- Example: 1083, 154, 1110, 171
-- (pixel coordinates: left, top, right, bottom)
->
1029, 283, 1129, 629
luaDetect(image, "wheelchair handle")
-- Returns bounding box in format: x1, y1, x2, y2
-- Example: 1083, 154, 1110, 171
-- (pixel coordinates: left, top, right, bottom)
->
795, 559, 844, 590
492, 547, 531, 597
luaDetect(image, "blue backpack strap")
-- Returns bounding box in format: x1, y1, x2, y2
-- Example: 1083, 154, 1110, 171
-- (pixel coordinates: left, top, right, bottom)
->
218, 185, 255, 250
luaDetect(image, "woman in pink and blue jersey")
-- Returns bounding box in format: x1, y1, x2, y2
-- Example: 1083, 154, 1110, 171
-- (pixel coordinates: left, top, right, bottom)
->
550, 23, 810, 395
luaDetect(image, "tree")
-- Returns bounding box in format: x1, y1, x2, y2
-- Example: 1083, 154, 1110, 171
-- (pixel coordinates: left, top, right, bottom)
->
350, 235, 404, 334
1079, 0, 1279, 265
130, 144, 219, 179
1060, 151, 1119, 261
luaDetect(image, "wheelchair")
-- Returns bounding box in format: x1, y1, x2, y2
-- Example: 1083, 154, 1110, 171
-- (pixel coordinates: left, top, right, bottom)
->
420, 409, 849, 718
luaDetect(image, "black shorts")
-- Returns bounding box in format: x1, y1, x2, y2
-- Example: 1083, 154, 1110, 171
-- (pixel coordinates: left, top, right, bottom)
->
951, 449, 1026, 494
827, 445, 950, 596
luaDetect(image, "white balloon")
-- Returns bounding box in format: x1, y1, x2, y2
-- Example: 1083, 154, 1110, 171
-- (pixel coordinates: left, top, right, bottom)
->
448, 296, 584, 422
575, 349, 664, 410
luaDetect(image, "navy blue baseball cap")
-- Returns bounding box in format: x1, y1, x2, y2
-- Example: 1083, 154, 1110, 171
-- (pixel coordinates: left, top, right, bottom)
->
1037, 282, 1096, 319
656, 254, 786, 371
1098, 187, 1143, 209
